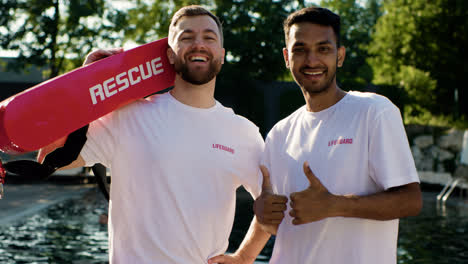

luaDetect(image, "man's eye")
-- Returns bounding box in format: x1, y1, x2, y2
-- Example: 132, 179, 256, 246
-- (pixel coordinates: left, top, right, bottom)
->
205, 36, 216, 41
292, 48, 304, 53
319, 46, 330, 52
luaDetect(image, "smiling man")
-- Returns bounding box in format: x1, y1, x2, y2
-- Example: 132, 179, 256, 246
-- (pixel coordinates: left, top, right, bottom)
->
38, 5, 270, 264
254, 6, 423, 264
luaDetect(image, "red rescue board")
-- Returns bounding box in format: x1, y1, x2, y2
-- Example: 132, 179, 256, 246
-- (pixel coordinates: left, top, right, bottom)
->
0, 38, 175, 155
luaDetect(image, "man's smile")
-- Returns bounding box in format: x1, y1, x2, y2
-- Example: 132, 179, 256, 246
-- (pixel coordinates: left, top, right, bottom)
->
189, 55, 208, 62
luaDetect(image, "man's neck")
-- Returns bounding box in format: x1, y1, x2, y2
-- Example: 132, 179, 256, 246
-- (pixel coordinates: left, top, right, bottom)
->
170, 75, 216, 108
303, 84, 347, 113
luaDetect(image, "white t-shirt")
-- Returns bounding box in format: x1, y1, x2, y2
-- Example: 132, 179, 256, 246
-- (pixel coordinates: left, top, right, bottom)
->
81, 92, 264, 263
263, 91, 419, 264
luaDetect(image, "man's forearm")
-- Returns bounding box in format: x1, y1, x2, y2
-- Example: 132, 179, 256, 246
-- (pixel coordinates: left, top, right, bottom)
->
332, 182, 422, 220
58, 155, 86, 170
234, 217, 271, 262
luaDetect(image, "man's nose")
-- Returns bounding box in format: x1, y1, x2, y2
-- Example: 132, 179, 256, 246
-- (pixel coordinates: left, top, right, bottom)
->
191, 36, 207, 49
306, 51, 320, 65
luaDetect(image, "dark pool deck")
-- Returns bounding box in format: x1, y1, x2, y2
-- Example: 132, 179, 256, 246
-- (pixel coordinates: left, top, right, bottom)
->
0, 183, 95, 225
0, 167, 96, 225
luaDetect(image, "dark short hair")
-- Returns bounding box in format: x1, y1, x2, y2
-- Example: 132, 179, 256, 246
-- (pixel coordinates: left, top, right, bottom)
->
283, 7, 341, 47
169, 5, 223, 45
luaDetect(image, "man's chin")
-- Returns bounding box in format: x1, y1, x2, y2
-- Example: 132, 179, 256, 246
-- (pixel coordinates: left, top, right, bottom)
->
181, 74, 216, 85
299, 76, 335, 94
175, 62, 221, 85
302, 83, 330, 94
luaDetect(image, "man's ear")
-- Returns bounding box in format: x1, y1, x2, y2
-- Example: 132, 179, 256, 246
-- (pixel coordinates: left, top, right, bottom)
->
283, 48, 290, 68
167, 47, 175, 64
337, 46, 346, 67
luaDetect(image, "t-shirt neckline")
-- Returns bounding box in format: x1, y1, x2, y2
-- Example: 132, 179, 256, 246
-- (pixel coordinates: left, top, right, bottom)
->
166, 92, 219, 113
303, 92, 352, 119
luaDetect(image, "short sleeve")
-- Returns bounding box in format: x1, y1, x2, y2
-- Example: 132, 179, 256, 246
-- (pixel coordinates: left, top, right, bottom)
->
261, 128, 281, 195
238, 127, 265, 199
80, 111, 119, 168
368, 105, 420, 190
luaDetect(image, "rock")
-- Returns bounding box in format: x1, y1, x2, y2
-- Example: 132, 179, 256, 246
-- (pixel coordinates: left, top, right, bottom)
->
437, 129, 464, 152
436, 162, 446, 173
414, 135, 433, 148
438, 149, 455, 161
418, 171, 452, 185
430, 146, 439, 159
454, 165, 468, 179
427, 146, 454, 161
406, 126, 466, 184
417, 156, 434, 171
411, 146, 422, 161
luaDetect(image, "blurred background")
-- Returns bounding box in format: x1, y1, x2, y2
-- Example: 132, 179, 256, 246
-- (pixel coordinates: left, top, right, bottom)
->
1, 1, 468, 263
1, 0, 467, 136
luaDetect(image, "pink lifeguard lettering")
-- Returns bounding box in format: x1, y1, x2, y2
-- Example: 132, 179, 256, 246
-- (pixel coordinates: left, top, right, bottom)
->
90, 84, 105, 105
103, 77, 117, 98
128, 67, 141, 85
328, 138, 353, 147
212, 143, 235, 154
116, 72, 129, 92
139, 62, 152, 80
151, 57, 164, 75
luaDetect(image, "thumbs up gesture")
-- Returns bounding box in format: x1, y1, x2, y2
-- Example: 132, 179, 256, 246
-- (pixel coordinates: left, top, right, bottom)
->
253, 165, 288, 227
289, 162, 336, 225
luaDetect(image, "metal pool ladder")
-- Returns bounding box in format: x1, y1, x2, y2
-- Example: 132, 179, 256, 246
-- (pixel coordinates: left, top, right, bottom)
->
437, 130, 468, 203
437, 177, 466, 202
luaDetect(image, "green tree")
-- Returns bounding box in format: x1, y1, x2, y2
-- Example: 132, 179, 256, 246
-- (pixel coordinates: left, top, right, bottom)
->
320, 0, 382, 91
214, 0, 293, 133
125, 0, 293, 132
0, 0, 127, 78
369, 0, 468, 120
215, 0, 292, 81
124, 0, 213, 44
125, 0, 291, 81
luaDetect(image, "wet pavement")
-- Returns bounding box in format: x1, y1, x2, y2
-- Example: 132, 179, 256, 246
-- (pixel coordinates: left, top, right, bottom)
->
0, 181, 94, 225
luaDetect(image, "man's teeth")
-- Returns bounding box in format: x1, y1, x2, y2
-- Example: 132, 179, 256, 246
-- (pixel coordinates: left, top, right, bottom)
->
304, 71, 323, 75
190, 56, 207, 62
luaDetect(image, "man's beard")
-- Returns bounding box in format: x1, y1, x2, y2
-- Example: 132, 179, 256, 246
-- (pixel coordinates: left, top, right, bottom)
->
302, 69, 335, 94
296, 59, 338, 94
173, 56, 222, 85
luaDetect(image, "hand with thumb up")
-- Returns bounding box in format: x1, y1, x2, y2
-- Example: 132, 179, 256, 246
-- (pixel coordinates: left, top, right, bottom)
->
253, 165, 288, 232
289, 161, 337, 225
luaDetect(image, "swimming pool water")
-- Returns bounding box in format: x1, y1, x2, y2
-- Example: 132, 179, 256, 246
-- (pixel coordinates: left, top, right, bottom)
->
1, 190, 467, 263
0, 189, 108, 264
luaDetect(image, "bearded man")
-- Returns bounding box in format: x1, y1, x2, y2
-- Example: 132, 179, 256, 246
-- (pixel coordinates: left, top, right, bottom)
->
39, 5, 270, 263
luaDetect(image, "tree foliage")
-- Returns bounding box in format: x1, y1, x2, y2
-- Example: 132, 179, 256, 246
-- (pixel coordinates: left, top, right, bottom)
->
320, 0, 382, 91
214, 0, 294, 132
0, 0, 127, 78
215, 0, 292, 81
369, 0, 468, 120
125, 0, 291, 81
124, 0, 293, 130
124, 0, 213, 44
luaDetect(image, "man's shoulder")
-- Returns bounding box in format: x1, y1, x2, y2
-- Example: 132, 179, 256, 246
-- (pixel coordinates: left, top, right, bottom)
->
217, 104, 260, 132
347, 91, 394, 106
346, 91, 398, 115
117, 92, 169, 113
268, 105, 306, 136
